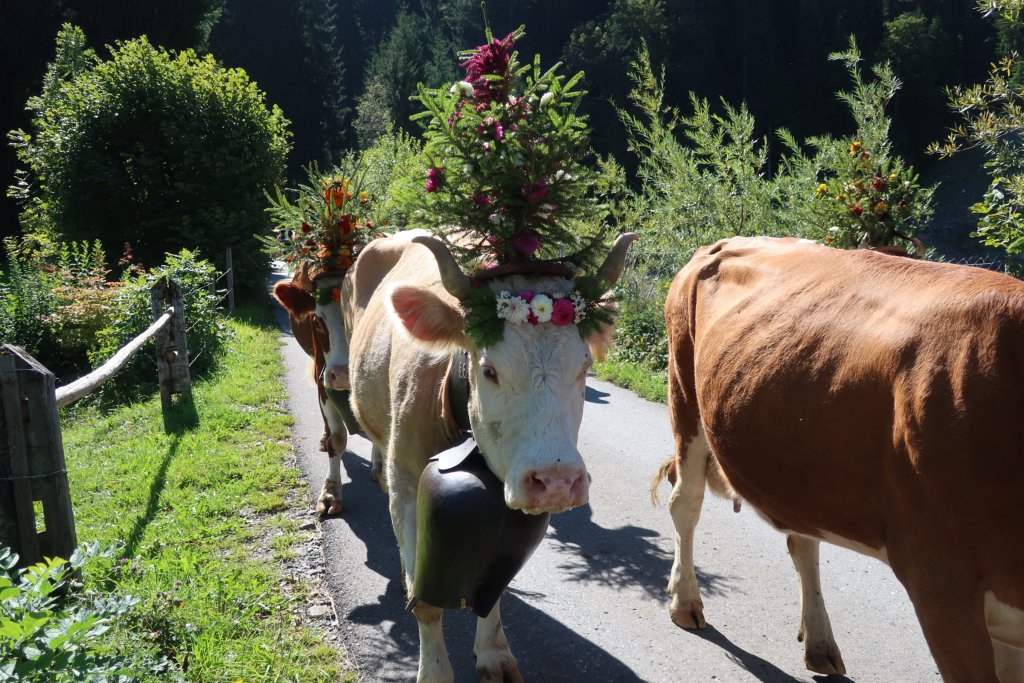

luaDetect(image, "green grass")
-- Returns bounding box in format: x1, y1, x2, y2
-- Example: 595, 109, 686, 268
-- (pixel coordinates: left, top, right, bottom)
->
59, 302, 354, 682
593, 358, 667, 403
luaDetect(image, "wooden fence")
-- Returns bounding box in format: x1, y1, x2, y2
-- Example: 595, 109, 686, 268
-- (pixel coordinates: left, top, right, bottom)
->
0, 277, 190, 567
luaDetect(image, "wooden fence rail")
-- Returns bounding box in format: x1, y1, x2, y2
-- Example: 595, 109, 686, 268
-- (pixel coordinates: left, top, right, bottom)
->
1, 277, 190, 567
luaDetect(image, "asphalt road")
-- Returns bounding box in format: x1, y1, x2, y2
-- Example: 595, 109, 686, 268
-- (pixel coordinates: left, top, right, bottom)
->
269, 269, 940, 683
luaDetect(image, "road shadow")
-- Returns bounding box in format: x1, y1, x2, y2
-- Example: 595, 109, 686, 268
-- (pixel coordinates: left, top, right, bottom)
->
691, 624, 854, 683
585, 383, 610, 404
546, 504, 736, 601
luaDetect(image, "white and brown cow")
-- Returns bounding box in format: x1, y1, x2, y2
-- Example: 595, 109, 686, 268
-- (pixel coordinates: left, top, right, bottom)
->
657, 236, 1024, 681
343, 229, 636, 682
273, 266, 352, 514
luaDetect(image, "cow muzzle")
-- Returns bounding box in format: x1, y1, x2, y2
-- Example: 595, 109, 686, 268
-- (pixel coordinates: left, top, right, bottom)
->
324, 364, 350, 391
512, 463, 589, 514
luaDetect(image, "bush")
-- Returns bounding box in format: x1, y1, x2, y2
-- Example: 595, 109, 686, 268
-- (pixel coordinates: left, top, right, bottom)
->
89, 249, 230, 404
8, 24, 291, 293
0, 542, 178, 682
0, 236, 116, 381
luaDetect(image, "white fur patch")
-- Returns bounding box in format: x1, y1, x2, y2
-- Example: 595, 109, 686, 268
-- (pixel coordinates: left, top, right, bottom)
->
987, 591, 1024, 650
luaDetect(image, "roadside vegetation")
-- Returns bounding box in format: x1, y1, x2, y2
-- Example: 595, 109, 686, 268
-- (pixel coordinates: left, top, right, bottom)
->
49, 305, 351, 681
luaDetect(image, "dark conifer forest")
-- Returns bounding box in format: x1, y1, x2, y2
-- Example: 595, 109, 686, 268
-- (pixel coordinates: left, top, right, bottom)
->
0, 0, 1014, 239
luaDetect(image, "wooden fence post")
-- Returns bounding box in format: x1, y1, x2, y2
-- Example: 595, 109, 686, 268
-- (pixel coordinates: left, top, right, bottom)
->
150, 278, 192, 414
0, 345, 78, 567
225, 247, 235, 314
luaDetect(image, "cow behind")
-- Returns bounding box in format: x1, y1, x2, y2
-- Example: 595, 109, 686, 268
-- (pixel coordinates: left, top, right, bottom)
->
659, 236, 1024, 682
345, 230, 635, 682
272, 266, 351, 514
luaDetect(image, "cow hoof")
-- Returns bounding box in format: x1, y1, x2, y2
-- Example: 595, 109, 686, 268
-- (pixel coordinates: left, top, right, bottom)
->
475, 655, 524, 683
804, 640, 846, 676
316, 478, 342, 516
670, 599, 707, 629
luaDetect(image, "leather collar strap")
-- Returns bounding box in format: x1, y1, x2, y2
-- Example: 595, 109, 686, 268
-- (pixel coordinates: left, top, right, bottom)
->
447, 351, 472, 433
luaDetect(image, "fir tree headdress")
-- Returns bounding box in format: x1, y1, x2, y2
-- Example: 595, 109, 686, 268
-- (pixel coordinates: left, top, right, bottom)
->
264, 160, 377, 302
409, 22, 634, 347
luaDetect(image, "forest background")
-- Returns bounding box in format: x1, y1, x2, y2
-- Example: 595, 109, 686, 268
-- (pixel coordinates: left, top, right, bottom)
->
1, 0, 1013, 246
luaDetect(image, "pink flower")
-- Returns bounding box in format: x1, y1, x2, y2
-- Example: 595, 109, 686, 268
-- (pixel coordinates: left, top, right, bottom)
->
512, 229, 541, 256
460, 31, 516, 103
472, 194, 493, 207
520, 179, 548, 202
494, 121, 504, 141
426, 167, 443, 193
527, 311, 539, 326
551, 298, 575, 325
520, 290, 535, 303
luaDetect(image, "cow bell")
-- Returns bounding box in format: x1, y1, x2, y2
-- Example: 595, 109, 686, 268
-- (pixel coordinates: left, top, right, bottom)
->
412, 436, 550, 617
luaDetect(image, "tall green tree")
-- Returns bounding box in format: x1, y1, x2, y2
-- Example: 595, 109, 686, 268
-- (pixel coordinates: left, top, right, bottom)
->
8, 26, 291, 291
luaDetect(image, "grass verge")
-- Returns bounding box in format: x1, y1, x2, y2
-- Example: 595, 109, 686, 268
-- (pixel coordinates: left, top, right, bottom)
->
593, 358, 667, 403
60, 301, 353, 682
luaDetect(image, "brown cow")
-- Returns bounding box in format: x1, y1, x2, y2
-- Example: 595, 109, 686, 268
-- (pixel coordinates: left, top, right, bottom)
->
273, 266, 349, 514
343, 229, 636, 682
657, 236, 1024, 682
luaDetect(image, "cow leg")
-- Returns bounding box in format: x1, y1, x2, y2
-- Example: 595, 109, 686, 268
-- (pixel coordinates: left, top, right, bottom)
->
411, 601, 454, 683
473, 598, 523, 683
370, 444, 385, 490
786, 534, 845, 675
316, 397, 347, 516
666, 426, 710, 629
894, 555, 1000, 682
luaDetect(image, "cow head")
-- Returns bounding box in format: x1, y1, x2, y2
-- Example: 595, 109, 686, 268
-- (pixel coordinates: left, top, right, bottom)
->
390, 233, 637, 515
273, 272, 351, 390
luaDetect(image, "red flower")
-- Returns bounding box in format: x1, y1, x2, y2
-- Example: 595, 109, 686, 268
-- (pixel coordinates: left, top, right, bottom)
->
300, 222, 313, 234
871, 177, 886, 191
512, 229, 541, 256
460, 31, 516, 102
849, 204, 864, 216
551, 298, 575, 325
426, 167, 444, 193
472, 193, 493, 207
337, 214, 353, 234
520, 179, 548, 202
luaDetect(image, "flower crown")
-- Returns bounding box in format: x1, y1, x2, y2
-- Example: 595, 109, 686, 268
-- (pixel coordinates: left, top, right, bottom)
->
264, 161, 375, 279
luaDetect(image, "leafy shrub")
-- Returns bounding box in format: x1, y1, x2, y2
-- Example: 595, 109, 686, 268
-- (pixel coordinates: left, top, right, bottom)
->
788, 39, 934, 249
0, 236, 117, 381
8, 24, 291, 293
89, 249, 230, 404
0, 542, 177, 682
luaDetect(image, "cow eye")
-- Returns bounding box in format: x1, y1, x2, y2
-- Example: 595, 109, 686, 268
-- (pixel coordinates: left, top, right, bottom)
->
481, 365, 499, 385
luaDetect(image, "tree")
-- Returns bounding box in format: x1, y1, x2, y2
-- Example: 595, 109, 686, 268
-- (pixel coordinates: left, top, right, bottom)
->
8, 26, 291, 291
929, 0, 1024, 269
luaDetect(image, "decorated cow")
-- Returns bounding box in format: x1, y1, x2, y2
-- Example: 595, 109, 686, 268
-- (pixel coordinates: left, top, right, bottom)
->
268, 165, 377, 514
343, 26, 637, 682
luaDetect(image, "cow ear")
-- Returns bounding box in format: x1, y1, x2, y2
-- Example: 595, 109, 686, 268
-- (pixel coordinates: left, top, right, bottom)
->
274, 281, 315, 314
390, 284, 467, 352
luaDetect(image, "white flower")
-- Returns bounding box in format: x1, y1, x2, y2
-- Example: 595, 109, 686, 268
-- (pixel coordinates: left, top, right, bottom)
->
488, 213, 502, 225
540, 92, 554, 108
553, 170, 573, 182
450, 80, 473, 96
531, 294, 553, 323
570, 291, 587, 324
463, 162, 474, 174
506, 296, 530, 324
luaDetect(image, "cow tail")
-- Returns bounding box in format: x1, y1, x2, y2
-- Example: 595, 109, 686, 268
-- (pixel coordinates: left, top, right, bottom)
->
650, 457, 677, 507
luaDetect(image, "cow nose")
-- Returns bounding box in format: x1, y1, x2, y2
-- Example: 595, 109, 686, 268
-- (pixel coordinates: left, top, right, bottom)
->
325, 364, 350, 390
525, 464, 588, 511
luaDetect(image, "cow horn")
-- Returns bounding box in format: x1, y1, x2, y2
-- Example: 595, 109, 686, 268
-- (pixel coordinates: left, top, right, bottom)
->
412, 235, 473, 300
577, 233, 639, 292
